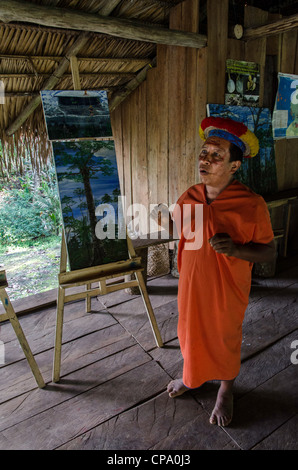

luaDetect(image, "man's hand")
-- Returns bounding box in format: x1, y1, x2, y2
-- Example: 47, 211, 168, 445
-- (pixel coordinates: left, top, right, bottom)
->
209, 233, 276, 263
209, 233, 236, 257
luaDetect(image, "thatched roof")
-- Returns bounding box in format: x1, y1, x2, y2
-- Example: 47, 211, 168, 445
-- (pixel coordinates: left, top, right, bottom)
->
0, 0, 296, 175
0, 0, 185, 174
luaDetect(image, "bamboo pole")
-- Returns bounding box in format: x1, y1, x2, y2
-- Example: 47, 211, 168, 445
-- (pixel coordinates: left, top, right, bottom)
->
244, 13, 298, 40
109, 57, 157, 112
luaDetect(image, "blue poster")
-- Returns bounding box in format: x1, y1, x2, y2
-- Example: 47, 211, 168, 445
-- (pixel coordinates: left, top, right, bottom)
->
207, 104, 278, 195
272, 73, 298, 139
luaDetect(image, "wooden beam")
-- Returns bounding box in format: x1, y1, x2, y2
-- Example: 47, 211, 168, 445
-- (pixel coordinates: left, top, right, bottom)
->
243, 13, 298, 40
0, 73, 136, 79
70, 56, 81, 90
0, 54, 151, 66
3, 87, 119, 98
0, 0, 207, 49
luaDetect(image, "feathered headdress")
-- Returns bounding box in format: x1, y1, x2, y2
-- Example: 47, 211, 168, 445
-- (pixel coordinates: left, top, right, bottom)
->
199, 117, 259, 158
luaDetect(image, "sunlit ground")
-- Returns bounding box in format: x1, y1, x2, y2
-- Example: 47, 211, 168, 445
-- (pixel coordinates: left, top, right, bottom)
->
0, 235, 61, 300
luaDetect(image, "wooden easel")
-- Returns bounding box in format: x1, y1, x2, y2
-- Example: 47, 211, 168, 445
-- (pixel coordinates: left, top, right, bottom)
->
52, 230, 163, 382
0, 270, 45, 388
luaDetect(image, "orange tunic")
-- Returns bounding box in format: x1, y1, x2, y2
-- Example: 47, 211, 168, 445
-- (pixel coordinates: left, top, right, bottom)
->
174, 180, 274, 389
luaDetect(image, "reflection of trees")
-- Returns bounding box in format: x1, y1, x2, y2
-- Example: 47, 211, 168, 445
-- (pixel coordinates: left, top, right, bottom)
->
55, 140, 115, 267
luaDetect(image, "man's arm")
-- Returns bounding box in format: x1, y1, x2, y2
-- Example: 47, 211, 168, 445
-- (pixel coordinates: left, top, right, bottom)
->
209, 233, 276, 263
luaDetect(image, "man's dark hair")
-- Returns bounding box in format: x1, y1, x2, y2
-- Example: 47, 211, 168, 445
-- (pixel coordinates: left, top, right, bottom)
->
229, 142, 243, 163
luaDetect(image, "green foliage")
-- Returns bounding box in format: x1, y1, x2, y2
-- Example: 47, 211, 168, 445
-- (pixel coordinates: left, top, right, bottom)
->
0, 163, 62, 244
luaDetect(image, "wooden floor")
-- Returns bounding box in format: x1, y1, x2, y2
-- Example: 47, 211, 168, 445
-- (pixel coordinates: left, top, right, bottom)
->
0, 260, 298, 451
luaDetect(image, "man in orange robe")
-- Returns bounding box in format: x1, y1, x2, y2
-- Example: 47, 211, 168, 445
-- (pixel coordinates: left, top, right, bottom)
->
165, 118, 275, 427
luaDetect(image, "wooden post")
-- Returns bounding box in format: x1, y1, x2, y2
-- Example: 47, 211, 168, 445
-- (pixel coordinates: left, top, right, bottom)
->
207, 0, 229, 104
70, 56, 81, 91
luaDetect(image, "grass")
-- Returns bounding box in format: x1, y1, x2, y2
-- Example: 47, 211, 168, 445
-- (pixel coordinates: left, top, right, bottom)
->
0, 235, 61, 301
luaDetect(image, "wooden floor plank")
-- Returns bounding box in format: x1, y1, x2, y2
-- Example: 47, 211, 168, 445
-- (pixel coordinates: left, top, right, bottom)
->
0, 361, 170, 450
0, 343, 151, 435
0, 325, 136, 402
109, 298, 178, 351
57, 391, 238, 451
245, 282, 298, 326
100, 274, 178, 309
57, 392, 201, 450
241, 297, 298, 361
220, 365, 298, 450
0, 309, 117, 366
252, 413, 298, 450
0, 266, 297, 450
149, 338, 183, 380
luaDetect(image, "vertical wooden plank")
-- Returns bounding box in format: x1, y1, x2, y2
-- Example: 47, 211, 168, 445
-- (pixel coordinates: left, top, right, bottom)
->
156, 44, 169, 205
121, 97, 132, 223
131, 84, 148, 235
182, 0, 200, 192
227, 38, 245, 61
197, 47, 208, 183
110, 108, 124, 196
295, 37, 298, 75
276, 25, 298, 192
146, 67, 159, 211
244, 6, 268, 108
266, 13, 282, 57
168, 2, 184, 205
207, 0, 229, 104
280, 29, 298, 74
138, 82, 149, 233
274, 139, 287, 191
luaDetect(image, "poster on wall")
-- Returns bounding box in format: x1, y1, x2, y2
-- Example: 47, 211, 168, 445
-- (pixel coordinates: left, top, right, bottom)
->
207, 104, 278, 195
40, 90, 113, 141
225, 59, 260, 107
51, 139, 128, 271
272, 72, 298, 139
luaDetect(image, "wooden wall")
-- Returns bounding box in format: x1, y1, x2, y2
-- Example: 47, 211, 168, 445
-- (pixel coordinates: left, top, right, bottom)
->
111, 0, 298, 233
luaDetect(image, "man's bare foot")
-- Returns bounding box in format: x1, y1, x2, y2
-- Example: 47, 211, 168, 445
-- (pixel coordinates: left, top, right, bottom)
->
209, 381, 234, 427
167, 379, 188, 398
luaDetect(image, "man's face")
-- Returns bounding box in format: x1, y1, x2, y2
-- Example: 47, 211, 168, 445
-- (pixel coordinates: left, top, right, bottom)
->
198, 136, 240, 187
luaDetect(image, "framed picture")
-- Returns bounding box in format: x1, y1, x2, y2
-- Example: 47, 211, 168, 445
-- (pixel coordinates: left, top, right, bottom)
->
207, 104, 278, 195
225, 59, 260, 107
52, 139, 128, 271
272, 72, 298, 139
40, 90, 113, 141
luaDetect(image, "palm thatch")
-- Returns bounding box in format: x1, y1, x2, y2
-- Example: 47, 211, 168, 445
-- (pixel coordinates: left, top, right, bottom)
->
0, 0, 183, 175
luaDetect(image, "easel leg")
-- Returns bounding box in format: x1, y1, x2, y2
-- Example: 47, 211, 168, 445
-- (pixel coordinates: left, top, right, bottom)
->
86, 283, 91, 313
135, 271, 163, 348
53, 286, 65, 383
0, 289, 45, 389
